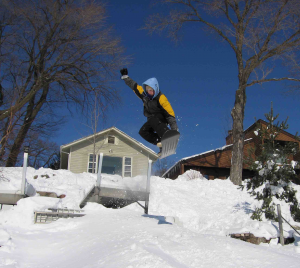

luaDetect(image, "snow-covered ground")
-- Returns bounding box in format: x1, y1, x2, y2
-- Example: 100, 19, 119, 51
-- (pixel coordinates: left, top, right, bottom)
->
1, 167, 300, 267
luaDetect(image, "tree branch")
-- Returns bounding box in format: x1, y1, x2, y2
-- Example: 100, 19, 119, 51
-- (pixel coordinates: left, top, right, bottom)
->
186, 1, 238, 54
247, 77, 300, 87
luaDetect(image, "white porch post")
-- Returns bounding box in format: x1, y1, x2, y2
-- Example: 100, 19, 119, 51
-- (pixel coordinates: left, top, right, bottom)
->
144, 159, 152, 214
21, 146, 29, 195
96, 153, 104, 187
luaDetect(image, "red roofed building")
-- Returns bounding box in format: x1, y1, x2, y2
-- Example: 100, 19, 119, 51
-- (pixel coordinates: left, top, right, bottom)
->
163, 120, 300, 182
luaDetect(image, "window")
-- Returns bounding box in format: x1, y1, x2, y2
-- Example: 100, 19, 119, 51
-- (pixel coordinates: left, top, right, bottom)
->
124, 157, 132, 177
102, 156, 122, 176
108, 135, 115, 144
88, 154, 97, 173
91, 155, 132, 177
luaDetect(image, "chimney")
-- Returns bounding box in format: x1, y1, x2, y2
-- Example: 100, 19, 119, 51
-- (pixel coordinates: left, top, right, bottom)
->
226, 130, 233, 145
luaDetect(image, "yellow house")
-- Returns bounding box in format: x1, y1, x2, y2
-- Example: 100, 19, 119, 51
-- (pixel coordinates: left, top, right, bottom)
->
60, 127, 159, 177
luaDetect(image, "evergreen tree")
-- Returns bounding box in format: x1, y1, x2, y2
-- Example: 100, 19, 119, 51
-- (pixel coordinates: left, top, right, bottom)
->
246, 105, 300, 222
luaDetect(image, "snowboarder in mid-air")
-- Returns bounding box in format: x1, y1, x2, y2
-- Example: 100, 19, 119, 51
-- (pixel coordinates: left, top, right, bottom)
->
120, 68, 180, 158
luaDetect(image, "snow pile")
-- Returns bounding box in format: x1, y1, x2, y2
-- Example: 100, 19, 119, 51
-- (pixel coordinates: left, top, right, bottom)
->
0, 229, 10, 248
1, 167, 300, 267
148, 175, 300, 240
1, 167, 300, 236
176, 169, 206, 180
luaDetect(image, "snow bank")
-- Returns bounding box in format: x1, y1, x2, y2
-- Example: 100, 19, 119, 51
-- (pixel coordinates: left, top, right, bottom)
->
1, 167, 300, 266
1, 167, 300, 239
146, 176, 279, 239
0, 197, 61, 227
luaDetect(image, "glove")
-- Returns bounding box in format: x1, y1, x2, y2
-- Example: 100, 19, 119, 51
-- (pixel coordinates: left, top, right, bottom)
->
167, 117, 178, 131
120, 68, 129, 79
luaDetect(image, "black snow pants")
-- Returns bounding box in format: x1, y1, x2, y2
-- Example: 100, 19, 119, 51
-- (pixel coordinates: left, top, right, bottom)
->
139, 116, 169, 145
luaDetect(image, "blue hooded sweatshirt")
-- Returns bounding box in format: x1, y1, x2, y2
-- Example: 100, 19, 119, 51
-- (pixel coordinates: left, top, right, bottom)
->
142, 78, 160, 99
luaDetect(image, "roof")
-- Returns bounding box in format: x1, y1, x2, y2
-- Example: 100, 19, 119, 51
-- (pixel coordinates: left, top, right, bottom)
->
162, 138, 253, 178
164, 118, 300, 178
227, 119, 299, 141
60, 126, 158, 158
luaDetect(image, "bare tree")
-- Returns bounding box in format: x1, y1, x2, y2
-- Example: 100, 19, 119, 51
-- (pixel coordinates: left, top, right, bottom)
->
75, 88, 122, 174
26, 135, 60, 169
85, 91, 107, 173
145, 0, 300, 185
0, 0, 126, 166
0, 104, 63, 167
45, 152, 60, 170
5, 85, 50, 166
0, 109, 21, 162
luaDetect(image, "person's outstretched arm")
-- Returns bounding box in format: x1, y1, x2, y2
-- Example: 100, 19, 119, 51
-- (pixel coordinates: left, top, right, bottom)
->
120, 68, 145, 100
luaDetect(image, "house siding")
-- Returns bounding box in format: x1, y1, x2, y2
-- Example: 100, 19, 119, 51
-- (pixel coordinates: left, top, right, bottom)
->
67, 129, 156, 176
183, 141, 254, 170
164, 120, 300, 181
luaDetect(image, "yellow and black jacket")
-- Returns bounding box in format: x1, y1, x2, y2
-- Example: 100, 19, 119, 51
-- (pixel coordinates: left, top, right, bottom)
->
123, 77, 176, 125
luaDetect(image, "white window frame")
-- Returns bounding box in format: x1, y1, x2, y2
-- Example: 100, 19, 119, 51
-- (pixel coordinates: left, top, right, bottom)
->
88, 153, 98, 173
123, 157, 132, 177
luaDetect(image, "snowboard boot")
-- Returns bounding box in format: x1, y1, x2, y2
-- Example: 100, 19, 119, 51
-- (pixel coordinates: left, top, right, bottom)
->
157, 142, 162, 157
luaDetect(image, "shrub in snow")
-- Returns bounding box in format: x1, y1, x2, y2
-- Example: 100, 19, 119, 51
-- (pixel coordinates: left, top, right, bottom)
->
245, 106, 300, 222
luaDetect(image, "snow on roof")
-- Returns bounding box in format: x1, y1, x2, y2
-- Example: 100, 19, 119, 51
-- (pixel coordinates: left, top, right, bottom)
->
162, 138, 253, 177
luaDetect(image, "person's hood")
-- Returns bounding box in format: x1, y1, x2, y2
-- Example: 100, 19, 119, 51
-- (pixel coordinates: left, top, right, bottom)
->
142, 77, 160, 99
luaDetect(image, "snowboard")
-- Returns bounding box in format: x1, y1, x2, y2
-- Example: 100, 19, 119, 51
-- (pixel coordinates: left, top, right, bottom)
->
159, 130, 180, 159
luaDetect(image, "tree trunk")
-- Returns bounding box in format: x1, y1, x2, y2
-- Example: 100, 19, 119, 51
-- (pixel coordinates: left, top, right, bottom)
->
5, 95, 36, 166
0, 117, 11, 162
0, 112, 21, 162
5, 117, 32, 167
230, 86, 246, 185
5, 85, 49, 167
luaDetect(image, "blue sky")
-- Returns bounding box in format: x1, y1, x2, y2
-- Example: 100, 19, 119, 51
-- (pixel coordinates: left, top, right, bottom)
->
56, 1, 300, 165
